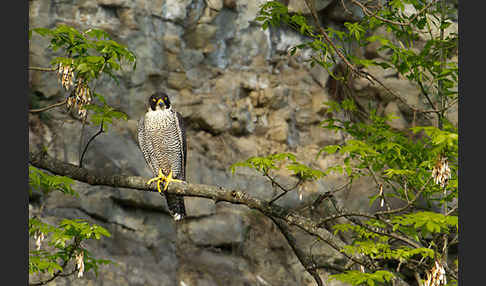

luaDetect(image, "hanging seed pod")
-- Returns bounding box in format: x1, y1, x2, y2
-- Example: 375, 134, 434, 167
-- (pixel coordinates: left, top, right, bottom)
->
67, 96, 74, 109
424, 259, 447, 286
75, 251, 85, 278
57, 61, 74, 90
432, 155, 451, 188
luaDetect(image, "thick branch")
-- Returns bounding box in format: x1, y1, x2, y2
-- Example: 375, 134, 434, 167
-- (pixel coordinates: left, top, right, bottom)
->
29, 151, 374, 271
271, 217, 323, 286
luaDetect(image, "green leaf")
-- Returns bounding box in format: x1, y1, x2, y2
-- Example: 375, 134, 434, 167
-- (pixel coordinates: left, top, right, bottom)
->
85, 102, 128, 130
287, 162, 325, 181
329, 270, 394, 286
392, 211, 457, 236
29, 166, 78, 196
322, 145, 340, 154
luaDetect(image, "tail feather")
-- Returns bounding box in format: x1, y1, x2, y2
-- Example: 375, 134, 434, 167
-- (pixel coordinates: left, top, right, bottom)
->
164, 193, 186, 221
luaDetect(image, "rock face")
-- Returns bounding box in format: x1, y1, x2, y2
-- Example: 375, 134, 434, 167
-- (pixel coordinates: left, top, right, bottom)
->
28, 0, 457, 285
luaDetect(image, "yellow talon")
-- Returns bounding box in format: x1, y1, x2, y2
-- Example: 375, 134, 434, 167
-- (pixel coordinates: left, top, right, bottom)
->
147, 169, 166, 193
146, 169, 183, 193
163, 170, 183, 191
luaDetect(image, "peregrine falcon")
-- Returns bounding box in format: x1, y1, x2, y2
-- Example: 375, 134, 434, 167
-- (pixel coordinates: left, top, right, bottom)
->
137, 92, 187, 221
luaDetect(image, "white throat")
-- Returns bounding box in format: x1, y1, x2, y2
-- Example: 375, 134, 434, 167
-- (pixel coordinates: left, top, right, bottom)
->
148, 105, 172, 113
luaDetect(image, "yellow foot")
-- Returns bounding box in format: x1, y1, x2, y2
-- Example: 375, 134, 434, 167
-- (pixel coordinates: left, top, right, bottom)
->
162, 170, 183, 191
146, 169, 183, 193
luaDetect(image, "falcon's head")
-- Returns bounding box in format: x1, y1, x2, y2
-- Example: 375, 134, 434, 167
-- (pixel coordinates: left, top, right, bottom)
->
149, 92, 171, 111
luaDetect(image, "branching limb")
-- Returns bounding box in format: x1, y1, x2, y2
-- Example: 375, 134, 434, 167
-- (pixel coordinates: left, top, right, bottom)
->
324, 191, 423, 249
302, 0, 433, 117
268, 172, 303, 204
374, 176, 432, 216
29, 151, 374, 271
298, 182, 352, 213
270, 217, 324, 286
446, 205, 457, 216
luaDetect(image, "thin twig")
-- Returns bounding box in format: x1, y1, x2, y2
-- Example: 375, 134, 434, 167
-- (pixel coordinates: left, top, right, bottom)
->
267, 171, 303, 204
29, 240, 80, 286
317, 212, 377, 226
323, 190, 423, 249
375, 176, 432, 216
297, 182, 352, 212
303, 0, 429, 117
78, 115, 88, 167
77, 58, 107, 166
28, 66, 57, 72
367, 167, 392, 211
29, 99, 68, 113
79, 120, 104, 168
341, 0, 353, 15
304, 0, 359, 75
349, 0, 439, 27
446, 205, 457, 216
417, 78, 438, 113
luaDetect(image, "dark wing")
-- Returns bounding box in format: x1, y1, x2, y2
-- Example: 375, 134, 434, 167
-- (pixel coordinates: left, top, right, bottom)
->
175, 111, 187, 181
167, 111, 187, 220
137, 115, 158, 175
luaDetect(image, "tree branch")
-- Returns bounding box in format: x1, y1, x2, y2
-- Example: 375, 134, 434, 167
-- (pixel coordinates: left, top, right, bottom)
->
374, 176, 432, 216
28, 66, 57, 72
29, 239, 80, 286
302, 0, 433, 117
267, 171, 303, 204
270, 217, 323, 286
29, 151, 375, 272
29, 99, 68, 113
79, 120, 104, 168
349, 0, 438, 27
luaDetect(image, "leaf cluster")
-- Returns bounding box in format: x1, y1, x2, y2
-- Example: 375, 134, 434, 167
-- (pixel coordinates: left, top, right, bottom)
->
231, 152, 325, 181
391, 211, 458, 237
29, 217, 112, 277
329, 270, 395, 286
29, 166, 77, 196
85, 93, 128, 131
321, 101, 457, 204
31, 25, 136, 82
